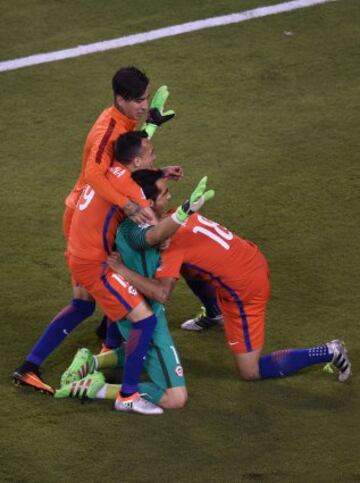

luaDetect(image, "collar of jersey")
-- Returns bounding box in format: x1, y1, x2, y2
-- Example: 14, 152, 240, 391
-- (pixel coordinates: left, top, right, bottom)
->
110, 105, 138, 131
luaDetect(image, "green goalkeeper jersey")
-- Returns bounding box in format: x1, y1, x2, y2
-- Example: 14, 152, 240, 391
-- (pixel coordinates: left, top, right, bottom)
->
114, 218, 185, 394
115, 219, 162, 314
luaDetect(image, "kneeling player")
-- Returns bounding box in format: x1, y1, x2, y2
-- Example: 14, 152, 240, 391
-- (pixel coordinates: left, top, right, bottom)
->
107, 170, 351, 384
55, 170, 213, 408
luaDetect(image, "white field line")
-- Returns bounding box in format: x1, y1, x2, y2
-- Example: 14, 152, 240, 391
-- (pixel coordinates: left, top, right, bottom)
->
0, 0, 335, 73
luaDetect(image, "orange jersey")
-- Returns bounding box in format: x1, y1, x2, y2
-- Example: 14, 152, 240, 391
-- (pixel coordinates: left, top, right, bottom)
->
156, 214, 270, 353
156, 214, 266, 298
65, 105, 143, 210
67, 162, 147, 262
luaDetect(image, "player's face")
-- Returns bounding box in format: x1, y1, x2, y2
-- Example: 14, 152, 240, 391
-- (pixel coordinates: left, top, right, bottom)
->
116, 87, 150, 120
153, 178, 171, 215
135, 138, 156, 169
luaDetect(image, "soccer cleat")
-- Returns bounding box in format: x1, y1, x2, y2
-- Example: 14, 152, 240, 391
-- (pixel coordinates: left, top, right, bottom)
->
181, 306, 224, 331
12, 366, 55, 395
55, 371, 105, 400
114, 392, 163, 415
60, 348, 97, 387
326, 340, 351, 382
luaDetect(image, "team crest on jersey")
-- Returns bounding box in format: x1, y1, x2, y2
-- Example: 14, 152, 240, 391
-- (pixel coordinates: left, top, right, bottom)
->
128, 285, 138, 296
175, 365, 183, 377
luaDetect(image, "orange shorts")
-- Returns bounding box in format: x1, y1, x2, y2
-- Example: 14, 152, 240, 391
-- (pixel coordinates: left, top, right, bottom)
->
68, 255, 144, 321
217, 262, 270, 354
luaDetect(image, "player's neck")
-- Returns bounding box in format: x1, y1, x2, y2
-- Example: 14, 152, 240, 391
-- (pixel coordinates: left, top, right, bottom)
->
114, 102, 130, 120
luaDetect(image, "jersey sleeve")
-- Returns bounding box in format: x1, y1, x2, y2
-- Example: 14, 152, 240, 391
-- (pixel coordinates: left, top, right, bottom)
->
107, 170, 149, 209
83, 122, 148, 209
84, 126, 133, 207
155, 244, 184, 280
118, 220, 152, 251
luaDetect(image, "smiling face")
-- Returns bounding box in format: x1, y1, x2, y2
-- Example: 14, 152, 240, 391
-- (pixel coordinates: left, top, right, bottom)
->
115, 86, 150, 121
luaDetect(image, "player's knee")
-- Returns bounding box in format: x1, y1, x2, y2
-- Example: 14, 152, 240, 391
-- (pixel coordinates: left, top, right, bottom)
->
162, 387, 188, 409
239, 371, 259, 381
233, 350, 261, 381
237, 365, 260, 381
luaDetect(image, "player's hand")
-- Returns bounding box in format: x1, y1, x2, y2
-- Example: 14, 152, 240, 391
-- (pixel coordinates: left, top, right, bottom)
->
159, 238, 171, 250
142, 86, 175, 139
107, 252, 124, 273
123, 201, 156, 225
161, 165, 184, 181
172, 176, 215, 224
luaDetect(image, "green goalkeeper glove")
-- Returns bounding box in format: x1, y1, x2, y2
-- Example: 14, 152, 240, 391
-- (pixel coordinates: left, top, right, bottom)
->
142, 85, 175, 139
172, 176, 215, 224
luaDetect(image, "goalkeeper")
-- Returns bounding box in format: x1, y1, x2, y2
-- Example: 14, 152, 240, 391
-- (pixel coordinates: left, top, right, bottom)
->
56, 171, 215, 409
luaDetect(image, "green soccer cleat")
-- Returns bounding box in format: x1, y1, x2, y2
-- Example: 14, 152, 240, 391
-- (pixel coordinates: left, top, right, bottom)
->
60, 348, 96, 387
55, 371, 105, 400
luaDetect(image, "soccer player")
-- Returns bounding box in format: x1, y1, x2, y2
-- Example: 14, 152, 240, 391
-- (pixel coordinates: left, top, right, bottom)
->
12, 67, 178, 393
43, 133, 213, 413
56, 170, 191, 410
107, 172, 352, 384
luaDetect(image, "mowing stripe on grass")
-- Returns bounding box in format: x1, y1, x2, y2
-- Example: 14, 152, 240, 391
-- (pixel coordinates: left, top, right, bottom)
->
0, 0, 335, 73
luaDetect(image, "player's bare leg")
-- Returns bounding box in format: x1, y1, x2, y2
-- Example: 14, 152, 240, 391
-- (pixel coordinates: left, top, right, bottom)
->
233, 349, 262, 381
72, 284, 94, 301
158, 387, 187, 409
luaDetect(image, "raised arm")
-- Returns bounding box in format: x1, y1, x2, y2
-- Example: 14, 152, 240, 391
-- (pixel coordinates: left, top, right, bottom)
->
147, 175, 215, 245
84, 131, 154, 224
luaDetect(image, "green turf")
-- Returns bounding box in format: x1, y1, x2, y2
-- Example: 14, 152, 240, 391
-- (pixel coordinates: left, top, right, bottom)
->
1, 1, 359, 481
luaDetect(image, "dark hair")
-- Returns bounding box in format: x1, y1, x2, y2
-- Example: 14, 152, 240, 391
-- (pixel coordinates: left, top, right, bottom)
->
114, 131, 148, 165
112, 66, 149, 100
131, 169, 164, 201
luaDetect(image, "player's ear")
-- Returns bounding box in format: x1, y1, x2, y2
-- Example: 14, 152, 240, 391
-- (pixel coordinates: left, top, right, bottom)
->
149, 199, 155, 208
115, 94, 126, 110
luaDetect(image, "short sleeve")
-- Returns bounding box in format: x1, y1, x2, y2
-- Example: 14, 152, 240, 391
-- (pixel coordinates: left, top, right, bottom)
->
156, 245, 184, 280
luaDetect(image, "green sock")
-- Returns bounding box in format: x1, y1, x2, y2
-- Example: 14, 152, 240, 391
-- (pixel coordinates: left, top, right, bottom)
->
96, 383, 120, 400
95, 350, 118, 370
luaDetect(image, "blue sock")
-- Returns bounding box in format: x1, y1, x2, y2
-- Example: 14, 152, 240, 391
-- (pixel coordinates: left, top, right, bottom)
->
259, 345, 332, 379
184, 279, 221, 318
121, 314, 157, 395
26, 299, 95, 367
105, 318, 123, 349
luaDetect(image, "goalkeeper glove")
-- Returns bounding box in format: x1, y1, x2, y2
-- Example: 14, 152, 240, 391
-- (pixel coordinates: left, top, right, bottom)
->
172, 176, 215, 224
142, 85, 175, 139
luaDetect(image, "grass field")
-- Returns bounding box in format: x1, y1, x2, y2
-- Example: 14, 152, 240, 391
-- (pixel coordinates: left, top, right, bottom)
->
1, 1, 359, 481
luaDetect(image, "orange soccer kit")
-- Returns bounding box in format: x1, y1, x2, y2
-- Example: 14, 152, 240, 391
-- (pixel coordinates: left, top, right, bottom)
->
67, 162, 149, 321
156, 214, 270, 353
63, 106, 138, 239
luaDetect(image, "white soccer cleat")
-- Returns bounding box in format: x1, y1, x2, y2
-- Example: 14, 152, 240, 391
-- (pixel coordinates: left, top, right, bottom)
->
114, 392, 163, 415
326, 340, 351, 382
181, 306, 224, 331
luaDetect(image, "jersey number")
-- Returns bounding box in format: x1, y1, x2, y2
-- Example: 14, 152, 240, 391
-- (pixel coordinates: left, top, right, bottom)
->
79, 185, 95, 211
192, 215, 233, 250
